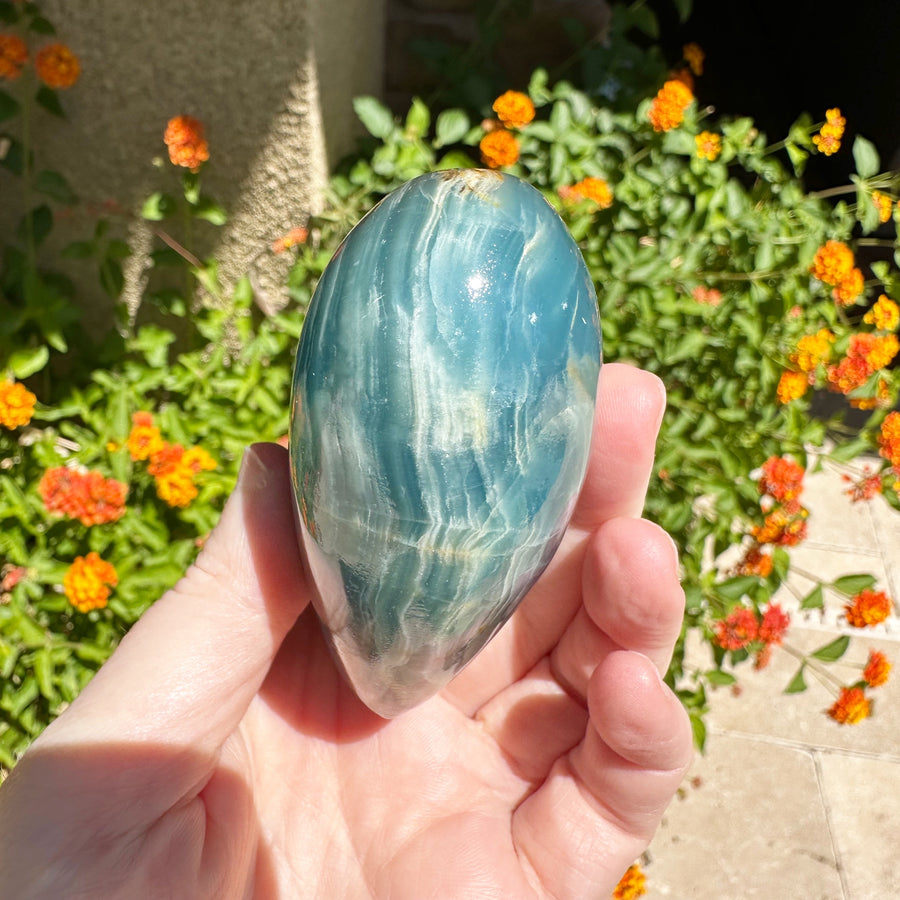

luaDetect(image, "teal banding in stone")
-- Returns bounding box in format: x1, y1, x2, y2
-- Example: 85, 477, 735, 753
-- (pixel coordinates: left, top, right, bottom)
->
290, 169, 602, 716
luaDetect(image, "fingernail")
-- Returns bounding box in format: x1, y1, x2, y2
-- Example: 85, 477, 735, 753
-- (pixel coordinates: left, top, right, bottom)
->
238, 444, 270, 493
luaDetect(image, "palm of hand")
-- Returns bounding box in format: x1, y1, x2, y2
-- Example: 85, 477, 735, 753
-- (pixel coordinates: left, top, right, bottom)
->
0, 365, 691, 900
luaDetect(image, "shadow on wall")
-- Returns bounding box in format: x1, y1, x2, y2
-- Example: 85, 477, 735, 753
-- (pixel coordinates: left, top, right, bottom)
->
19, 0, 385, 323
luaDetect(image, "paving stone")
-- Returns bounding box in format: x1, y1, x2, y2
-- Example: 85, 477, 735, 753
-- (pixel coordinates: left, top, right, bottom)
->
645, 734, 841, 899
817, 753, 900, 899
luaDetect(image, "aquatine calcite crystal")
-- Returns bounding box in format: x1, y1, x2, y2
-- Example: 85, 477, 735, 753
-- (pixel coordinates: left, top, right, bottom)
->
289, 169, 602, 717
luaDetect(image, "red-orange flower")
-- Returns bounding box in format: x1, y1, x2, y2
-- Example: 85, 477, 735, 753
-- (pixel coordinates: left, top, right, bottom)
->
691, 285, 722, 306
827, 686, 870, 724
683, 42, 704, 76
844, 589, 893, 628
759, 603, 790, 645
758, 456, 804, 503
647, 79, 694, 132
714, 606, 758, 651
39, 467, 127, 526
491, 90, 535, 129
734, 544, 773, 578
479, 129, 519, 168
272, 226, 309, 254
0, 379, 36, 429
35, 42, 80, 89
863, 650, 891, 688
63, 552, 118, 613
843, 470, 883, 502
164, 115, 210, 171
0, 34, 28, 80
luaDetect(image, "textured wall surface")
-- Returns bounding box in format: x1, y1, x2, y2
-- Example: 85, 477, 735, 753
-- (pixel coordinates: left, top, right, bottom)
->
27, 0, 385, 316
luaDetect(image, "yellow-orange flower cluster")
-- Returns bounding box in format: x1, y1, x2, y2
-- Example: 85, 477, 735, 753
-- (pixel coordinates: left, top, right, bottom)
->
127, 411, 216, 508
479, 129, 519, 169
813, 107, 845, 156
845, 588, 893, 628
647, 79, 694, 132
63, 552, 117, 613
559, 176, 613, 209
695, 131, 721, 161
0, 379, 36, 429
794, 329, 835, 373
613, 862, 647, 900
827, 686, 869, 725
878, 411, 900, 472
683, 42, 704, 76
164, 115, 210, 172
872, 191, 893, 224
863, 294, 900, 331
0, 33, 28, 80
39, 467, 127, 526
810, 240, 863, 306
776, 370, 809, 404
35, 42, 80, 89
492, 90, 535, 130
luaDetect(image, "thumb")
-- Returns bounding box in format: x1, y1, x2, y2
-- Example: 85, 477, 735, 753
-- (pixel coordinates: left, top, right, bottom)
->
38, 442, 311, 756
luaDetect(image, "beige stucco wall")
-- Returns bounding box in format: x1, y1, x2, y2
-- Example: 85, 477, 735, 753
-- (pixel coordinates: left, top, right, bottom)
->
27, 0, 385, 318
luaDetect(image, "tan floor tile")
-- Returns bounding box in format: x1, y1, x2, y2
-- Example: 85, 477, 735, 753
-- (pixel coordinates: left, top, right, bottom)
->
817, 753, 900, 899
684, 627, 900, 758
802, 461, 881, 552
867, 491, 900, 602
645, 734, 841, 899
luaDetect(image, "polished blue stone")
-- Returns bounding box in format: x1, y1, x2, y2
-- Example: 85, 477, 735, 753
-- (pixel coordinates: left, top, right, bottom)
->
289, 169, 601, 716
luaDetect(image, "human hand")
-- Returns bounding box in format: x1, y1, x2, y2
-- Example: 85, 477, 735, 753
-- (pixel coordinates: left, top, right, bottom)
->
0, 362, 691, 899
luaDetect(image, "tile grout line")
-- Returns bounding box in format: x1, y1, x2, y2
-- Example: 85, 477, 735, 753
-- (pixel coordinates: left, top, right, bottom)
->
812, 749, 851, 900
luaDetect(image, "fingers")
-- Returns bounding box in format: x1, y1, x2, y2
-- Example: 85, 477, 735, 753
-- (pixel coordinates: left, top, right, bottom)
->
512, 651, 692, 899
443, 363, 667, 714
571, 363, 666, 529
37, 443, 310, 763
550, 517, 685, 699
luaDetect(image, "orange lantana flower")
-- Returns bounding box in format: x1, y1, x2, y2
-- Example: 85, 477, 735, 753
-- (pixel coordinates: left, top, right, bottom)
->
844, 589, 893, 628
863, 294, 900, 332
776, 370, 809, 404
479, 129, 519, 169
0, 34, 28, 80
613, 862, 647, 900
863, 650, 891, 688
147, 442, 216, 508
39, 467, 127, 526
63, 552, 118, 613
491, 90, 535, 130
813, 107, 845, 156
827, 686, 870, 724
758, 455, 804, 503
0, 379, 37, 429
560, 176, 613, 209
872, 191, 893, 224
35, 42, 80, 89
683, 42, 704, 76
164, 115, 210, 172
126, 411, 165, 461
647, 79, 693, 132
878, 411, 900, 469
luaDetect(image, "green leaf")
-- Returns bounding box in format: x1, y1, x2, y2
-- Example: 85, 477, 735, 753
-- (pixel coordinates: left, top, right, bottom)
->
353, 96, 395, 139
405, 96, 430, 138
32, 648, 56, 702
28, 14, 55, 34
434, 109, 469, 148
831, 574, 877, 596
800, 584, 824, 610
0, 89, 20, 123
716, 575, 759, 601
852, 135, 880, 179
8, 344, 49, 378
671, 0, 693, 21
435, 150, 476, 170
784, 666, 808, 694
705, 669, 736, 687
626, 3, 659, 37
689, 711, 706, 752
192, 197, 227, 225
35, 85, 65, 118
811, 635, 850, 663
34, 169, 78, 204
141, 192, 176, 220
18, 204, 53, 246
61, 239, 94, 259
